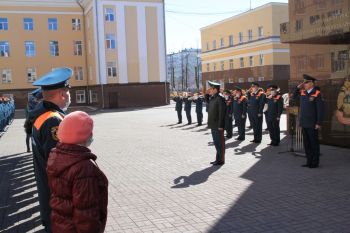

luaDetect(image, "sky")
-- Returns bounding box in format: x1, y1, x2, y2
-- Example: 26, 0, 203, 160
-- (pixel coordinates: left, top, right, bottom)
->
165, 0, 289, 53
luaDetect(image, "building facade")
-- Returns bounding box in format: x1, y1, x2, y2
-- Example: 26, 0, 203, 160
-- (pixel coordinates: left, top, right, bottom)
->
281, 0, 350, 148
0, 0, 168, 109
200, 2, 290, 90
167, 48, 202, 92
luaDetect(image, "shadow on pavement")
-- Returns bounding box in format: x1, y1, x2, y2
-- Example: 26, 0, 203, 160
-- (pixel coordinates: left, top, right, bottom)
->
208, 137, 350, 232
0, 153, 44, 233
171, 166, 222, 189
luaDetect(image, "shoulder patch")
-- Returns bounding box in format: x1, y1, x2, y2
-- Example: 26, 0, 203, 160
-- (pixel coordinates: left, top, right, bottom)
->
51, 126, 59, 141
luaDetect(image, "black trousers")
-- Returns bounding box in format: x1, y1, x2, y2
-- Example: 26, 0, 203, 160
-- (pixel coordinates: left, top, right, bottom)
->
237, 117, 247, 139
26, 134, 31, 152
185, 110, 192, 124
211, 129, 225, 163
302, 128, 320, 166
251, 115, 263, 142
267, 119, 280, 145
196, 111, 203, 125
177, 110, 182, 123
225, 116, 233, 137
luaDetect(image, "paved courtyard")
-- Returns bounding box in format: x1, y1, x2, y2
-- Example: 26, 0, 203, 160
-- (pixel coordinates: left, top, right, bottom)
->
1, 104, 350, 233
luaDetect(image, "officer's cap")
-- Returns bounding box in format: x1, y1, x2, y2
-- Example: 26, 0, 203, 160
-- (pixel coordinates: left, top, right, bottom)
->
208, 81, 221, 89
234, 86, 243, 92
33, 67, 72, 91
251, 82, 260, 87
303, 74, 317, 83
31, 88, 43, 99
224, 89, 231, 94
268, 84, 278, 90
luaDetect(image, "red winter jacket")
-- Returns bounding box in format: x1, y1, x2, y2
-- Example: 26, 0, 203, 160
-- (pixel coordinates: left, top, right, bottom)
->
47, 143, 108, 233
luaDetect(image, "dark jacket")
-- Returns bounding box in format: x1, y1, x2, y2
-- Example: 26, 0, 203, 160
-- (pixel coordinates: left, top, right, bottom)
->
225, 97, 234, 118
29, 101, 66, 228
193, 96, 204, 113
233, 95, 248, 121
47, 143, 108, 233
183, 97, 192, 112
247, 89, 266, 115
265, 94, 284, 121
293, 87, 324, 128
173, 97, 183, 112
208, 93, 226, 129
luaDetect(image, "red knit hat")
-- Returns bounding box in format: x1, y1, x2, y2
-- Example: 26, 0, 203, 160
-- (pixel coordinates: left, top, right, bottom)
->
58, 111, 93, 145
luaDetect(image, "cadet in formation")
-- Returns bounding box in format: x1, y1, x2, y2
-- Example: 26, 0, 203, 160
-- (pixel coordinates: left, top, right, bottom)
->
183, 92, 192, 125
233, 86, 248, 141
293, 74, 324, 168
173, 92, 183, 124
0, 96, 15, 133
207, 81, 226, 166
193, 92, 204, 126
29, 67, 72, 232
223, 90, 233, 139
247, 83, 266, 143
265, 85, 284, 146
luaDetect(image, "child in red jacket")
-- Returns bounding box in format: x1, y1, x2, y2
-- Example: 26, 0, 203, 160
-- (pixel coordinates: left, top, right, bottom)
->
47, 111, 108, 233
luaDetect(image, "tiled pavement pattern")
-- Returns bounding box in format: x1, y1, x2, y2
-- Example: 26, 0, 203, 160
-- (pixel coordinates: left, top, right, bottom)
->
1, 104, 350, 233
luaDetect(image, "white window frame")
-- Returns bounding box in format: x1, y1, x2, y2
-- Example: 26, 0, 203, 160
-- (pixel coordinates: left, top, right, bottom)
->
106, 34, 116, 49
105, 8, 115, 21
212, 40, 216, 50
107, 62, 117, 78
74, 66, 84, 81
48, 18, 58, 31
249, 56, 254, 67
49, 41, 59, 56
229, 35, 234, 46
220, 61, 225, 71
259, 54, 264, 66
27, 67, 37, 83
90, 90, 98, 103
0, 18, 8, 31
220, 38, 224, 48
0, 41, 10, 57
25, 41, 35, 57
74, 41, 82, 56
258, 26, 264, 39
229, 59, 234, 70
239, 32, 243, 43
76, 90, 86, 104
238, 78, 244, 83
24, 18, 33, 31
258, 77, 265, 81
248, 29, 253, 41
2, 69, 12, 84
248, 77, 255, 82
240, 58, 244, 68
72, 18, 81, 31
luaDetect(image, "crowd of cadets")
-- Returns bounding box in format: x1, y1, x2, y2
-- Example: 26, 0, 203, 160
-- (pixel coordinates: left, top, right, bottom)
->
172, 82, 284, 147
0, 96, 15, 133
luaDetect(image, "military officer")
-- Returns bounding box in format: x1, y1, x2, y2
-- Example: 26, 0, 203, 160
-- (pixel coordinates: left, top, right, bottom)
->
233, 87, 248, 141
193, 92, 204, 126
247, 82, 266, 143
207, 81, 226, 166
265, 85, 283, 146
0, 98, 4, 132
173, 92, 183, 124
183, 92, 193, 125
293, 74, 324, 168
29, 67, 72, 232
223, 90, 233, 139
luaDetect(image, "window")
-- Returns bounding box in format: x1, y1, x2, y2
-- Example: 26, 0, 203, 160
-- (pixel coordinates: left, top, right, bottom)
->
249, 56, 254, 67
27, 68, 37, 83
228, 79, 234, 83
213, 63, 216, 71
220, 61, 225, 71
259, 54, 264, 66
258, 77, 265, 81
206, 63, 210, 72
297, 56, 307, 71
25, 41, 35, 57
206, 42, 209, 51
295, 0, 305, 14
74, 41, 82, 56
105, 8, 115, 21
248, 29, 253, 41
229, 35, 234, 47
315, 0, 327, 9
2, 69, 12, 84
74, 67, 84, 80
48, 18, 58, 31
239, 32, 243, 43
328, 9, 342, 18
0, 41, 10, 57
331, 51, 348, 72
310, 15, 320, 24
258, 27, 264, 38
212, 40, 216, 50
76, 90, 86, 103
90, 90, 98, 103
240, 57, 244, 68
238, 78, 244, 83
248, 77, 255, 82
72, 18, 81, 31
220, 38, 224, 48
106, 34, 116, 49
107, 62, 117, 77
0, 18, 8, 31
296, 19, 303, 32
316, 54, 324, 70
24, 18, 33, 31
49, 41, 59, 56
229, 59, 234, 70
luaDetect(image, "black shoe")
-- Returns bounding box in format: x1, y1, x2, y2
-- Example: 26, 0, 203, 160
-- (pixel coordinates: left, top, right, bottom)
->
187, 123, 192, 125
235, 137, 244, 141
197, 123, 202, 126
250, 140, 256, 143
248, 126, 253, 129
210, 161, 217, 165
301, 164, 310, 168
309, 165, 319, 169
226, 136, 232, 139
27, 150, 31, 153
177, 122, 182, 124
254, 141, 261, 144
267, 143, 274, 146
213, 162, 225, 166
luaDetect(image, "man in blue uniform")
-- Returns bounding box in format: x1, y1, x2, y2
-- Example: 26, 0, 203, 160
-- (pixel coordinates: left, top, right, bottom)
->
193, 92, 204, 126
29, 67, 72, 232
183, 92, 192, 125
293, 74, 324, 168
247, 82, 266, 143
233, 87, 248, 141
265, 85, 283, 146
223, 90, 233, 139
173, 93, 183, 124
207, 81, 226, 166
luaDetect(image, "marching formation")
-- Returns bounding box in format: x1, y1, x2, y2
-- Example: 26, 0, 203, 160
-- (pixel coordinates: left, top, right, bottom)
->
172, 74, 324, 168
0, 96, 15, 133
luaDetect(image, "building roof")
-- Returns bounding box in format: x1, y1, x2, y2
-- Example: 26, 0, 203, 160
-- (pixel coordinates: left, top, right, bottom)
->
200, 2, 288, 31
0, 0, 81, 7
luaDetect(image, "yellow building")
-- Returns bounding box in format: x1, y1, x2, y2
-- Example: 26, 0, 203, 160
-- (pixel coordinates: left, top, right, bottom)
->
0, 0, 168, 108
200, 2, 290, 90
